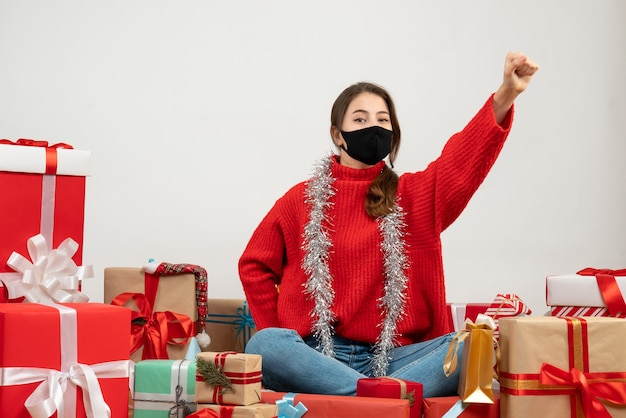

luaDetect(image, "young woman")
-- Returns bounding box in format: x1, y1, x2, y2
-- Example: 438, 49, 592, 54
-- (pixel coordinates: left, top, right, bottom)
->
238, 52, 539, 397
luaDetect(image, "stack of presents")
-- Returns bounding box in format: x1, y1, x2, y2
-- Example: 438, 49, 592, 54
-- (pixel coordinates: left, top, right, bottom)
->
1, 138, 625, 417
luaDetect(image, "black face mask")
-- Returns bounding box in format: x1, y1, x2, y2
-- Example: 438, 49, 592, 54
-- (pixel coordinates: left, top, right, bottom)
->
340, 125, 393, 166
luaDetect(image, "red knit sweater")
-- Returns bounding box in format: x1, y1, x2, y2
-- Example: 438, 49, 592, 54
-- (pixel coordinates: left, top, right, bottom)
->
239, 95, 513, 346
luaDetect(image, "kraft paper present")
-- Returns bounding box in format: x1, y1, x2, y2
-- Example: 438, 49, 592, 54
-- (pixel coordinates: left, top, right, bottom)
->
196, 403, 277, 418
546, 268, 626, 316
133, 359, 197, 418
195, 352, 262, 406
356, 377, 423, 418
204, 299, 257, 353
499, 316, 626, 418
423, 393, 500, 418
104, 267, 198, 362
261, 391, 410, 418
0, 139, 91, 292
0, 303, 131, 417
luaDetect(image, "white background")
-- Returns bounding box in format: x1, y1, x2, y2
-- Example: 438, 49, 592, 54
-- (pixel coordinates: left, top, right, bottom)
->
1, 1, 625, 316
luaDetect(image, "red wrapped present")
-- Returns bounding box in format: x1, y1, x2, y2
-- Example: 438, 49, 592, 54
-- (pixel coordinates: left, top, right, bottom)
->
499, 316, 626, 417
0, 302, 132, 417
0, 139, 90, 295
423, 393, 500, 418
261, 391, 410, 418
448, 294, 531, 339
447, 303, 491, 331
356, 377, 423, 418
546, 268, 626, 316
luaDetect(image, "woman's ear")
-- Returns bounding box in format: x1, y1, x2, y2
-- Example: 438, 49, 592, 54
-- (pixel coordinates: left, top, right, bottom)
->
330, 126, 344, 147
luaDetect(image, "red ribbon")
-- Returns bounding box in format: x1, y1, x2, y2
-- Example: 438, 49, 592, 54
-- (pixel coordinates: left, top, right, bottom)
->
186, 409, 220, 418
111, 292, 193, 359
577, 268, 626, 315
0, 138, 74, 175
539, 363, 626, 418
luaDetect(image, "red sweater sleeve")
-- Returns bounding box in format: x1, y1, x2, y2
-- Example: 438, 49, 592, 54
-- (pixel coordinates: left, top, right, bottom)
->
238, 185, 306, 330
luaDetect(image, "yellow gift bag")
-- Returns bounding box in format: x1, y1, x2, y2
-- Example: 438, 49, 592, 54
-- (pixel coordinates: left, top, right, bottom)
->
443, 314, 498, 404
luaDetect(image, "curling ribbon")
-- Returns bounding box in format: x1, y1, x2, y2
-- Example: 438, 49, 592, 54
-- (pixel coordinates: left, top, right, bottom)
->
276, 393, 308, 418
539, 363, 626, 418
5, 234, 93, 304
0, 304, 131, 418
577, 268, 626, 315
111, 292, 193, 359
0, 138, 73, 174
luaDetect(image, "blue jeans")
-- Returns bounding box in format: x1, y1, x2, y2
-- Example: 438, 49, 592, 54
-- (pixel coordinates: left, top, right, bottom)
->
245, 328, 461, 397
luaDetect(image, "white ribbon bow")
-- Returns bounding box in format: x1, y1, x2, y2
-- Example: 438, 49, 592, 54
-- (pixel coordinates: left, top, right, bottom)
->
1, 361, 130, 418
5, 234, 93, 303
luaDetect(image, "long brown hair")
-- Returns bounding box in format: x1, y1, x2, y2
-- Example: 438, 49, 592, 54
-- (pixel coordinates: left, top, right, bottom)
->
330, 82, 401, 217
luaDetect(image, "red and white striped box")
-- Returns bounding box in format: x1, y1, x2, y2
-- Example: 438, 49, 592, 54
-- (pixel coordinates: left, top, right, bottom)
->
550, 306, 626, 318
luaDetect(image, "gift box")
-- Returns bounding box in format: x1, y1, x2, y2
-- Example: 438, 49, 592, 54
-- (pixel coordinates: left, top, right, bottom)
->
133, 359, 198, 418
447, 303, 491, 331
498, 316, 626, 417
0, 302, 132, 417
195, 403, 277, 418
546, 268, 626, 316
195, 352, 262, 406
448, 294, 531, 339
0, 139, 91, 295
204, 299, 257, 352
104, 264, 203, 362
423, 393, 500, 418
356, 377, 423, 418
261, 391, 410, 418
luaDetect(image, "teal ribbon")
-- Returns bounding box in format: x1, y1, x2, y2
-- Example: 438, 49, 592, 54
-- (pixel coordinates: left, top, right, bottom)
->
205, 301, 256, 350
276, 393, 308, 418
441, 399, 468, 418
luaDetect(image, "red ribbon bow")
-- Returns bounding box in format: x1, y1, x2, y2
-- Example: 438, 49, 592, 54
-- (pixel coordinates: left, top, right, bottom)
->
577, 268, 626, 315
540, 363, 626, 418
111, 292, 193, 359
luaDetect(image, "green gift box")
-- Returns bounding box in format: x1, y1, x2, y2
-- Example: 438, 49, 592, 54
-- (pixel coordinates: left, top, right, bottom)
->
133, 359, 197, 418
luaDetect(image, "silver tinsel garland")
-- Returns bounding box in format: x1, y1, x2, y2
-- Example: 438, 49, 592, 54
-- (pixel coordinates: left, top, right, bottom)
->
301, 156, 410, 375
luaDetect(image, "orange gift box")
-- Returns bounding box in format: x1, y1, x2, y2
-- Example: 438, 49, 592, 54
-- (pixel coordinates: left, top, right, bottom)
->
261, 391, 410, 418
0, 302, 132, 417
423, 394, 499, 418
499, 316, 626, 418
0, 139, 90, 297
356, 377, 423, 418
